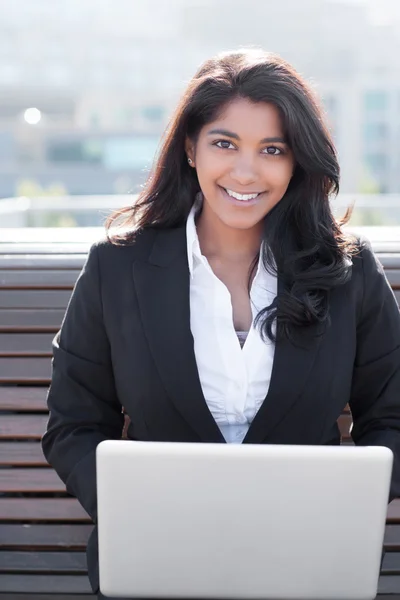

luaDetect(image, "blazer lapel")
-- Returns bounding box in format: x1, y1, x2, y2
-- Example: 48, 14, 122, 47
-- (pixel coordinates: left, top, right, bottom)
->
132, 226, 225, 443
243, 276, 325, 444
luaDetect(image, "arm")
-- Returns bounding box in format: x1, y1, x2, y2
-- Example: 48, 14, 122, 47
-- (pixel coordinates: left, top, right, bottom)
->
41, 242, 124, 523
349, 239, 400, 502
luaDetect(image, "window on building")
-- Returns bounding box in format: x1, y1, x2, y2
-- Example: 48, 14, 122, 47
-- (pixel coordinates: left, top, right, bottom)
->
364, 153, 388, 173
363, 122, 388, 142
103, 136, 159, 170
116, 107, 136, 127
364, 91, 388, 111
141, 105, 165, 122
46, 139, 103, 164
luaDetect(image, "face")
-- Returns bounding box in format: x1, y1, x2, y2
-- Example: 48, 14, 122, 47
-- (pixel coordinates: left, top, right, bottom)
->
185, 97, 295, 231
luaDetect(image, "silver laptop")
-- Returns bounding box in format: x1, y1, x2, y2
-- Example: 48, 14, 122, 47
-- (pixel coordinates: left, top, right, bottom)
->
96, 440, 393, 600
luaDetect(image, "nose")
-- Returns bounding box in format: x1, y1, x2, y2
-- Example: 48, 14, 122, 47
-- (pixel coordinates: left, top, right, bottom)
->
230, 154, 258, 186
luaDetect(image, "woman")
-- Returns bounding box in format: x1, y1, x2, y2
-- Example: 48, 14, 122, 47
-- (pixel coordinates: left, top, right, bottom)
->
42, 48, 400, 599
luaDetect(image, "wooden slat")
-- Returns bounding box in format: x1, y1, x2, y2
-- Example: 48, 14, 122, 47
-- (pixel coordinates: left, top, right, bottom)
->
378, 575, 400, 595
377, 255, 400, 269
0, 550, 87, 573
338, 413, 352, 440
0, 594, 93, 600
0, 256, 85, 269
0, 506, 400, 552
388, 500, 400, 523
0, 309, 64, 330
0, 557, 397, 595
0, 265, 391, 289
0, 266, 393, 289
0, 333, 54, 355
374, 242, 400, 254
0, 498, 89, 521
0, 524, 92, 549
0, 469, 65, 493
0, 387, 48, 411
0, 357, 51, 382
0, 441, 46, 466
0, 249, 397, 265
1, 595, 396, 600
0, 589, 394, 600
384, 270, 400, 288
0, 241, 397, 258
0, 494, 396, 525
0, 415, 49, 439
0, 582, 396, 600
0, 412, 350, 442
382, 553, 400, 574
0, 442, 48, 466
0, 573, 92, 594
0, 270, 80, 288
0, 289, 71, 309
0, 494, 397, 525
9, 551, 399, 580
385, 526, 400, 550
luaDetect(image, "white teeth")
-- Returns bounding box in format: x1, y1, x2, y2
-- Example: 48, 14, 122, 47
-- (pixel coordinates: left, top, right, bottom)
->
225, 188, 260, 201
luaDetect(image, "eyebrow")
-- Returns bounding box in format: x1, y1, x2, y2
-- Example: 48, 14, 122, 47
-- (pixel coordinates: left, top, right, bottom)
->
207, 128, 287, 144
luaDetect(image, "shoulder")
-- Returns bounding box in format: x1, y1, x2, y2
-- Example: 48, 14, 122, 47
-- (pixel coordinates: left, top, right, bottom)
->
330, 233, 387, 322
349, 233, 385, 281
86, 225, 188, 278
88, 227, 159, 268
347, 233, 396, 325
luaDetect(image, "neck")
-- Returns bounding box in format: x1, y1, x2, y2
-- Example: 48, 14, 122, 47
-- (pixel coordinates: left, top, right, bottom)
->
196, 202, 262, 263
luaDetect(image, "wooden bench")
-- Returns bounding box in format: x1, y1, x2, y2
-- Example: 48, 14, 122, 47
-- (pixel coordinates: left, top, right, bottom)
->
2, 227, 400, 599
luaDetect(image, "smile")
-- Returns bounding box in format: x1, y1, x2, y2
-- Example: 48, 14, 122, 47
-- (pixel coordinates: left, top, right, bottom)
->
223, 188, 263, 201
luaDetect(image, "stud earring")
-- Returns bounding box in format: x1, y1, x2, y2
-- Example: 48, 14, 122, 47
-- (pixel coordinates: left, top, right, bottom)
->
188, 158, 193, 165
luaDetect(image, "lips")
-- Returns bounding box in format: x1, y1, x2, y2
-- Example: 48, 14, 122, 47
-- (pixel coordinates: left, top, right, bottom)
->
226, 190, 259, 201
218, 185, 264, 207
220, 186, 265, 201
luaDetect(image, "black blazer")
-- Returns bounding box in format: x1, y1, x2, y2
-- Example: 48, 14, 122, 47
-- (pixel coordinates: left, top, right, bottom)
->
41, 225, 400, 594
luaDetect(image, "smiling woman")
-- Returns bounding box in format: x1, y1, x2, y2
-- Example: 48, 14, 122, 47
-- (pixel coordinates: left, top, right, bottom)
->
41, 48, 400, 600
106, 47, 353, 343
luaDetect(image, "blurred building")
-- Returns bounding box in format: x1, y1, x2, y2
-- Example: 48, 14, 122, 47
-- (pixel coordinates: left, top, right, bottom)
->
0, 0, 399, 197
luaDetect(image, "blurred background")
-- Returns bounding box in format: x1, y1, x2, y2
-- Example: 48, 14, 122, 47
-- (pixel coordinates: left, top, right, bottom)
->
0, 0, 400, 227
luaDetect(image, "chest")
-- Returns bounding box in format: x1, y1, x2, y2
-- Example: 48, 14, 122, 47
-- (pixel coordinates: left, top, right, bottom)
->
206, 259, 254, 331
110, 255, 358, 446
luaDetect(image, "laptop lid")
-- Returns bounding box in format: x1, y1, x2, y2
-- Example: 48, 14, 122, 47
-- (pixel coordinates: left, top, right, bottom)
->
96, 441, 392, 599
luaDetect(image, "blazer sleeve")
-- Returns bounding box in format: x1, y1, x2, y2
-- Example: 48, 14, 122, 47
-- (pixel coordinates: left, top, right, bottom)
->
349, 239, 400, 501
41, 242, 124, 523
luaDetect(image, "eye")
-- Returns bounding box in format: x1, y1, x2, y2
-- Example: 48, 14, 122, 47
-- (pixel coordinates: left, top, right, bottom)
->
213, 140, 236, 150
263, 146, 284, 156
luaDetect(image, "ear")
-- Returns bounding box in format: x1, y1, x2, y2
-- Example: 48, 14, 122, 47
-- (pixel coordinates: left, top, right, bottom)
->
185, 136, 195, 167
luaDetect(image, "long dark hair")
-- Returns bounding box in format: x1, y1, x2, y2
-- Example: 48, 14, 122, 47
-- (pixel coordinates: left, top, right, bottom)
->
106, 48, 356, 343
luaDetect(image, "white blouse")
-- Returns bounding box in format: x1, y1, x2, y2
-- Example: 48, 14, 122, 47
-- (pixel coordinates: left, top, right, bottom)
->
186, 197, 277, 443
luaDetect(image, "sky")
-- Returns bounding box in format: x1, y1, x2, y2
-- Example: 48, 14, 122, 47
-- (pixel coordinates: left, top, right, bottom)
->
338, 0, 400, 25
